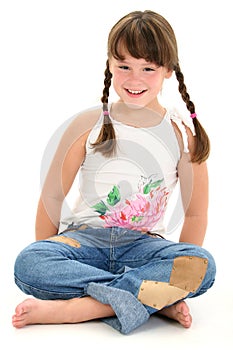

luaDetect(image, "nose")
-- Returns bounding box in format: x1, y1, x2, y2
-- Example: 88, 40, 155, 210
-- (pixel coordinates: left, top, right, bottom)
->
126, 68, 142, 81
128, 70, 142, 88
130, 70, 141, 80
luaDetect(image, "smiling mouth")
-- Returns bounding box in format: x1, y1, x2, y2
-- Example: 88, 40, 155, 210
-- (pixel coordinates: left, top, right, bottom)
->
126, 89, 146, 95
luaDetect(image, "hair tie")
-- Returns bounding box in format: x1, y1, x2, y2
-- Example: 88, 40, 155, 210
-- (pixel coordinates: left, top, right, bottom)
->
190, 113, 197, 119
103, 110, 109, 116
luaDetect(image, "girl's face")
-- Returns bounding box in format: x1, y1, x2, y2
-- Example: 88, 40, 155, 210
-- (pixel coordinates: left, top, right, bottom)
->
109, 52, 172, 110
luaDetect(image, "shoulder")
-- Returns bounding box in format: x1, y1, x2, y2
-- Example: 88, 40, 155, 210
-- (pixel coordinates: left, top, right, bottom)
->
67, 106, 102, 136
60, 106, 102, 146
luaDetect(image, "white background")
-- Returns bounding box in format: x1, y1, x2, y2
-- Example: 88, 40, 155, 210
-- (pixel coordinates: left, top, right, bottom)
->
0, 0, 232, 348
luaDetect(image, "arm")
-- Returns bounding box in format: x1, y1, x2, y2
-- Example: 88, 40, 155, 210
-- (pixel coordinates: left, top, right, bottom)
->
35, 108, 102, 241
35, 130, 87, 241
177, 128, 209, 246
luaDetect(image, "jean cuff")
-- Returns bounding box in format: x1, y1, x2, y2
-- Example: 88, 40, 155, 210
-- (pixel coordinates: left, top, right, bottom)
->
87, 282, 150, 334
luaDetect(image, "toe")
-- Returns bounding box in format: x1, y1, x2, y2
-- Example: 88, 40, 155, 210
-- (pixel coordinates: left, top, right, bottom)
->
178, 313, 192, 328
176, 301, 190, 316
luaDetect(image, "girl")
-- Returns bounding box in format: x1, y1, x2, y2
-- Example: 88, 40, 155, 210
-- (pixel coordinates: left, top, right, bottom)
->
12, 10, 216, 334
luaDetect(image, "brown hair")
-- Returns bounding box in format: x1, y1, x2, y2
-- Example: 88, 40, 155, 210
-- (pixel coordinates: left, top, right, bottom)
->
92, 10, 210, 163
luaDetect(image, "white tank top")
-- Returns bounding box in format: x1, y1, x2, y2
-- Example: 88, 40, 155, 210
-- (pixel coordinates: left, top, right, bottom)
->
60, 108, 194, 234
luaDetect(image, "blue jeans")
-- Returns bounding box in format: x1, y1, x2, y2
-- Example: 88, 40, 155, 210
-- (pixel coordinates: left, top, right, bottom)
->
14, 226, 216, 334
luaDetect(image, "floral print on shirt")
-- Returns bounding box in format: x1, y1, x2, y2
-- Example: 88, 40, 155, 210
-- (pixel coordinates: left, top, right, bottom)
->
92, 175, 169, 232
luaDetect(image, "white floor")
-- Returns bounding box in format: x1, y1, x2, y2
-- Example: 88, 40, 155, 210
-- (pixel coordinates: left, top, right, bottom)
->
1, 247, 232, 350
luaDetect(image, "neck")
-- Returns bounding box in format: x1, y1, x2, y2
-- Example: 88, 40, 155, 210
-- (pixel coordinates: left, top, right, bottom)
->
110, 101, 166, 128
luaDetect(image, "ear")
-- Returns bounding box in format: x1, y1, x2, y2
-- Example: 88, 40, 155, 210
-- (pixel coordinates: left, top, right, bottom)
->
165, 69, 173, 79
108, 58, 113, 74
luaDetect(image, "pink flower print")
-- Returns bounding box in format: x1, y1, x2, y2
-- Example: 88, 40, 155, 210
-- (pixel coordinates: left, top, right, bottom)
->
101, 187, 169, 231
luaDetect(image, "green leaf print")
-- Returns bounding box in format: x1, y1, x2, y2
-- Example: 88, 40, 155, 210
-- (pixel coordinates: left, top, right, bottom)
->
107, 185, 121, 206
92, 201, 109, 215
131, 215, 143, 223
143, 179, 163, 194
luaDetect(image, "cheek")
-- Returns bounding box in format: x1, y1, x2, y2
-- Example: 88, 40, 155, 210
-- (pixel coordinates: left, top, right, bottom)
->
148, 74, 165, 91
112, 73, 126, 92
112, 71, 124, 84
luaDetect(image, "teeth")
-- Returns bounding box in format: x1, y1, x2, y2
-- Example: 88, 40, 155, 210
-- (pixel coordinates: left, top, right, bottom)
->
128, 89, 144, 94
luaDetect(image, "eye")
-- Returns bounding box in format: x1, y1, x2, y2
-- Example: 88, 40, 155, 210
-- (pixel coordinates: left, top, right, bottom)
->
119, 65, 129, 70
143, 67, 156, 72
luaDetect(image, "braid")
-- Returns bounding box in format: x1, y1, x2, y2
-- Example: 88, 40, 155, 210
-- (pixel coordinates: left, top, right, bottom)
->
174, 64, 210, 163
101, 60, 112, 105
91, 60, 116, 157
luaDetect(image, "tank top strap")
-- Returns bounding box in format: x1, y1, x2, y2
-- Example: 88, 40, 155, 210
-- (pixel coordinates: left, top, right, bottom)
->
165, 108, 196, 153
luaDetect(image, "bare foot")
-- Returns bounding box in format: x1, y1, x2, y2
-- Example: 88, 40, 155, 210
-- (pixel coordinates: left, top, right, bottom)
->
12, 297, 115, 328
157, 301, 192, 328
